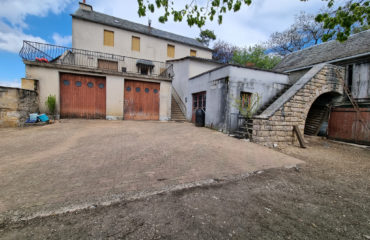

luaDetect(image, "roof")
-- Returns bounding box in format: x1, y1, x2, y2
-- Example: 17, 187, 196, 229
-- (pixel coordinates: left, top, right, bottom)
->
71, 8, 212, 51
189, 64, 287, 80
167, 56, 223, 64
273, 30, 370, 72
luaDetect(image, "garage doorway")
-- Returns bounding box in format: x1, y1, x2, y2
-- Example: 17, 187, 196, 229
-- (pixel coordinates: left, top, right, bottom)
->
60, 73, 106, 119
124, 80, 160, 120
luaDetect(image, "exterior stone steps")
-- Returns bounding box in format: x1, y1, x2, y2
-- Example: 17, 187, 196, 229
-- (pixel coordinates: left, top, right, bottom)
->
171, 96, 186, 121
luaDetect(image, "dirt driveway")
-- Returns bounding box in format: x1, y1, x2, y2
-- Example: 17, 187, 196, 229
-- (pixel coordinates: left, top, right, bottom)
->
0, 120, 301, 220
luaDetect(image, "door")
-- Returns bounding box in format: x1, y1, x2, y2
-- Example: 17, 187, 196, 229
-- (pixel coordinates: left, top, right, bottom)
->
124, 80, 160, 120
60, 73, 106, 119
192, 91, 206, 122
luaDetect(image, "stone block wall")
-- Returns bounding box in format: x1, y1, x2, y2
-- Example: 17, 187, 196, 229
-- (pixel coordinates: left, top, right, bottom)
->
0, 87, 39, 127
252, 64, 345, 147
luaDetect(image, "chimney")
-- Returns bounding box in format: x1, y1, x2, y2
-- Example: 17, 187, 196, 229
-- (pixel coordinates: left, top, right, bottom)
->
148, 19, 152, 28
79, 1, 93, 11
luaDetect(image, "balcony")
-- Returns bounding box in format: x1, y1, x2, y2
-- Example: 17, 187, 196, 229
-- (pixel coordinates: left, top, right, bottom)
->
19, 41, 172, 78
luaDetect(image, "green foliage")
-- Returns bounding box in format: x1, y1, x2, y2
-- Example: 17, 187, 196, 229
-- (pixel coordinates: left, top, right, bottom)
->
232, 93, 261, 119
137, 0, 369, 42
315, 0, 370, 41
137, 0, 252, 28
232, 45, 282, 70
196, 29, 217, 46
45, 95, 56, 115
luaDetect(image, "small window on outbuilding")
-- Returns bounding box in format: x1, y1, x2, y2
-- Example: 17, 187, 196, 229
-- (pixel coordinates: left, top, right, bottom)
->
240, 92, 252, 109
104, 30, 114, 47
167, 44, 175, 58
190, 49, 197, 57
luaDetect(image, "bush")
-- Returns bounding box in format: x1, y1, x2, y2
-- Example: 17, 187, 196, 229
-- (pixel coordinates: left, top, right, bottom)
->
45, 95, 56, 115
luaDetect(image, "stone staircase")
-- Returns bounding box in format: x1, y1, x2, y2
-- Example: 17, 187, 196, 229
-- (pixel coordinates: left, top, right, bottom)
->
171, 96, 186, 121
252, 64, 344, 147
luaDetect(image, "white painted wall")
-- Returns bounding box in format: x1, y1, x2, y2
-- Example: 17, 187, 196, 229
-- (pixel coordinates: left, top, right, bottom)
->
159, 81, 172, 121
72, 18, 212, 62
25, 65, 60, 115
170, 58, 222, 113
106, 75, 124, 120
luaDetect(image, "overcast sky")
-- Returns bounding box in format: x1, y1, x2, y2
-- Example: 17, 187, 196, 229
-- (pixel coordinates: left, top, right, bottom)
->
0, 0, 329, 87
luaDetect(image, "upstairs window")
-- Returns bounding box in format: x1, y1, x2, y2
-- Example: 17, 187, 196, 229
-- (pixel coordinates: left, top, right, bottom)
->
167, 44, 175, 58
190, 49, 197, 57
132, 36, 140, 52
104, 30, 114, 47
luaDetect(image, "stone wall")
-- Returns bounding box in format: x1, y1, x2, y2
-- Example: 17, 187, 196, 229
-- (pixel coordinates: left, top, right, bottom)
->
0, 87, 39, 127
252, 64, 345, 147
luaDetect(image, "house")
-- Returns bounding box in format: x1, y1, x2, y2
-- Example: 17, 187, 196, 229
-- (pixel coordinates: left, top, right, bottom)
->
274, 30, 370, 144
20, 2, 213, 121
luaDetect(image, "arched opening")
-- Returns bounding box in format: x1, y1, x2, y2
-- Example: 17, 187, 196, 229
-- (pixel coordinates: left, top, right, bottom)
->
304, 92, 342, 136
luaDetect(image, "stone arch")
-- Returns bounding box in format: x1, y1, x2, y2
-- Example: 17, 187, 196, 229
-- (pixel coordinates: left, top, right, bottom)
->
303, 91, 342, 136
252, 64, 345, 147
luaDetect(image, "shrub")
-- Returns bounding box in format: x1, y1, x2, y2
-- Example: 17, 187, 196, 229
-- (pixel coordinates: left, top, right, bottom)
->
45, 95, 56, 115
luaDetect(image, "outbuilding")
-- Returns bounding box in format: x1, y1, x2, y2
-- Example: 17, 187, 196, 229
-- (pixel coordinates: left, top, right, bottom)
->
187, 64, 290, 132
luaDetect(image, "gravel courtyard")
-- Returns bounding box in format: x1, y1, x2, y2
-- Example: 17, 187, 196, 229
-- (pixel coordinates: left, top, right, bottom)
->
1, 135, 369, 240
0, 120, 301, 221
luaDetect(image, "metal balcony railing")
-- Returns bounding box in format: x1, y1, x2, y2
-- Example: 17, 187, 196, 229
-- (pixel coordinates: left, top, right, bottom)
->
19, 41, 172, 78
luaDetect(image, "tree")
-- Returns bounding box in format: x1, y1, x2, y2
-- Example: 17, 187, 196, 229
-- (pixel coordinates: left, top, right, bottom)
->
267, 12, 331, 56
315, 0, 370, 41
137, 0, 369, 41
212, 40, 237, 63
196, 29, 216, 46
232, 45, 282, 70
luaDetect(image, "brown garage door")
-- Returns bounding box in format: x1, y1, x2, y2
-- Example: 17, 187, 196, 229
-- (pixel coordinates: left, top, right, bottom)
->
60, 73, 106, 119
124, 80, 160, 120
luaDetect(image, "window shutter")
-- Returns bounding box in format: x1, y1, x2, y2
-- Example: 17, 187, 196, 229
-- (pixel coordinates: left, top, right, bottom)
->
132, 36, 140, 51
104, 30, 114, 47
190, 50, 197, 57
167, 44, 175, 58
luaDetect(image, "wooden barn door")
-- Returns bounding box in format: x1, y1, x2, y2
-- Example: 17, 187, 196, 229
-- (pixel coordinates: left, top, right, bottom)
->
60, 73, 106, 119
124, 80, 160, 120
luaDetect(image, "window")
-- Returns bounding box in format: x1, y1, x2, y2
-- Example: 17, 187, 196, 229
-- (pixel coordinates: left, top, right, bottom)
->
240, 92, 252, 109
190, 49, 197, 57
98, 83, 105, 89
167, 44, 175, 58
75, 81, 82, 87
104, 30, 114, 47
63, 80, 70, 86
132, 36, 140, 51
87, 82, 94, 88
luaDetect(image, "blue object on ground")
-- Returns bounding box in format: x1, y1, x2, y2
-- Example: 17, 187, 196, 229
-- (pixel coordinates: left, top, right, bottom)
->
30, 113, 38, 121
25, 117, 37, 123
37, 114, 49, 122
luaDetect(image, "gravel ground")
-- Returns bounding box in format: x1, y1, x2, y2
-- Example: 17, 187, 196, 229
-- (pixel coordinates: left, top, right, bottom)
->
1, 136, 369, 240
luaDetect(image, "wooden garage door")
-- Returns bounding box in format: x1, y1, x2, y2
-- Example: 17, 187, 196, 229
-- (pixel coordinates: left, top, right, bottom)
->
60, 73, 106, 119
124, 80, 160, 120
